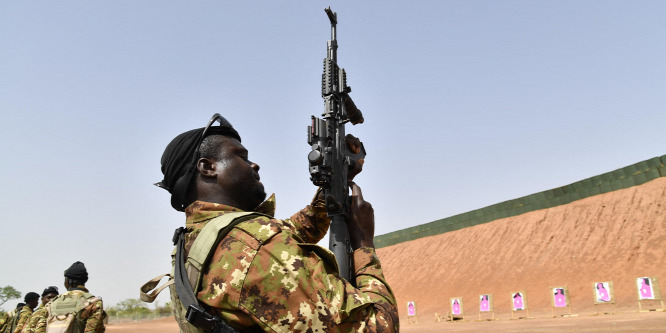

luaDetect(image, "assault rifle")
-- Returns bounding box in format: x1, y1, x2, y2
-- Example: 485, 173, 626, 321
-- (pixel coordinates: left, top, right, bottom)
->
307, 7, 366, 283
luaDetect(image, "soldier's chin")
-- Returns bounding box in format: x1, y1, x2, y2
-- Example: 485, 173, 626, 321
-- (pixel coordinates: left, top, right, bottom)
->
254, 183, 267, 202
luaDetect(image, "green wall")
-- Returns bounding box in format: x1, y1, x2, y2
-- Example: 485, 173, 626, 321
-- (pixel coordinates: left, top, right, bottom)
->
374, 155, 666, 249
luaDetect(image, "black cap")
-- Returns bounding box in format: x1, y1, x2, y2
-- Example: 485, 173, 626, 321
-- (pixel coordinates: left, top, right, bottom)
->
64, 261, 89, 282
42, 286, 59, 297
24, 292, 39, 302
156, 114, 240, 211
16, 303, 25, 309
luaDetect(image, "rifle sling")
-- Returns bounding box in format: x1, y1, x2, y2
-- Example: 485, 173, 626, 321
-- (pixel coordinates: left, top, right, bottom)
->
173, 212, 261, 333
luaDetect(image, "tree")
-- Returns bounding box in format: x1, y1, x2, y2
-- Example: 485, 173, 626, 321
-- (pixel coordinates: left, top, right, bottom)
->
0, 286, 21, 308
114, 299, 152, 321
116, 299, 148, 312
155, 301, 173, 316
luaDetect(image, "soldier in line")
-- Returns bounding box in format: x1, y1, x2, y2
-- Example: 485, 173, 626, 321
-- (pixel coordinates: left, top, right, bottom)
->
1, 303, 24, 333
33, 261, 105, 333
21, 286, 59, 333
156, 115, 398, 332
12, 293, 39, 333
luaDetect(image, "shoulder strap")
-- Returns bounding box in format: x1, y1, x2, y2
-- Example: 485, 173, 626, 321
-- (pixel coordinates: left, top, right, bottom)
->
186, 212, 262, 292
80, 292, 95, 300
173, 212, 262, 333
11, 308, 22, 331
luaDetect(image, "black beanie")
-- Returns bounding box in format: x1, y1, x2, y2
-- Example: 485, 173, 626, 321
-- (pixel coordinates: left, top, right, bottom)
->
24, 292, 39, 302
156, 114, 240, 212
64, 261, 89, 282
16, 303, 25, 309
42, 286, 59, 297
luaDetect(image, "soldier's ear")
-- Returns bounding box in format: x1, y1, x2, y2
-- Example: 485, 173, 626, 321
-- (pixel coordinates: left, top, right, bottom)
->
197, 157, 217, 178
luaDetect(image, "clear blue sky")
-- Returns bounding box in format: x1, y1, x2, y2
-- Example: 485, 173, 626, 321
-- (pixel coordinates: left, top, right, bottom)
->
1, 1, 664, 309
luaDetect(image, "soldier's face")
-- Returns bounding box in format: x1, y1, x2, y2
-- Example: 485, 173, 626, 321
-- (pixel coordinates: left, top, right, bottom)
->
213, 138, 266, 210
41, 293, 57, 305
28, 298, 39, 309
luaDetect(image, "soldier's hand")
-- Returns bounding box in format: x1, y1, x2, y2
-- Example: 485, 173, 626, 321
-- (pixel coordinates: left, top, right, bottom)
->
346, 134, 364, 181
348, 182, 375, 249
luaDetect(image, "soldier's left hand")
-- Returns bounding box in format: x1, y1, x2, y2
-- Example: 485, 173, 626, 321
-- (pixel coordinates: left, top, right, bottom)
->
346, 134, 364, 181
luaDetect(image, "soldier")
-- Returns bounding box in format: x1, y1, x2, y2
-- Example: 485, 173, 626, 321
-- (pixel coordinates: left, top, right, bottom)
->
32, 262, 105, 333
156, 115, 398, 332
1, 303, 24, 333
21, 286, 59, 333
0, 312, 6, 332
12, 293, 39, 333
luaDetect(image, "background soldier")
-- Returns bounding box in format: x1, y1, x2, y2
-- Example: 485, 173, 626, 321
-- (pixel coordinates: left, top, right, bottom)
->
21, 287, 58, 333
33, 262, 105, 333
1, 303, 24, 333
12, 293, 38, 333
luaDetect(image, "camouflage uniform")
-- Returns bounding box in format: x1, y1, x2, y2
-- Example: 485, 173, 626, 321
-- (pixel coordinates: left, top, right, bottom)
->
32, 288, 104, 333
0, 312, 8, 333
2, 308, 19, 333
12, 306, 33, 333
20, 306, 46, 333
182, 194, 399, 332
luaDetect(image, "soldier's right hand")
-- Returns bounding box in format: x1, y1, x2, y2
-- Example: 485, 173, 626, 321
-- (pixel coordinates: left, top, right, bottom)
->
348, 182, 375, 249
345, 134, 364, 181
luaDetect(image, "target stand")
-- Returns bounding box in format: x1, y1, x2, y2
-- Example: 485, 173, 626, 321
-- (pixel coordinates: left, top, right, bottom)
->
510, 291, 533, 320
636, 277, 665, 312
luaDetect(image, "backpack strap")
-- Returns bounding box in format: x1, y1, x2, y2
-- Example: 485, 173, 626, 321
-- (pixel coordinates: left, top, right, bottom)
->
78, 295, 102, 320
173, 211, 263, 333
140, 274, 173, 303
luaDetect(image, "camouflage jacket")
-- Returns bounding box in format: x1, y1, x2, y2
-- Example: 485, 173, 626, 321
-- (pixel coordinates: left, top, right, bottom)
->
12, 306, 32, 333
0, 309, 16, 333
182, 194, 399, 332
32, 288, 104, 333
1, 309, 19, 333
20, 305, 46, 333
0, 312, 8, 331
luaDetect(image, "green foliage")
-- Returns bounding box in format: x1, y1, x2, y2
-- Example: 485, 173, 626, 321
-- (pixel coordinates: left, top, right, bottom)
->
106, 299, 173, 322
116, 298, 149, 312
155, 301, 172, 316
0, 286, 21, 308
106, 307, 119, 318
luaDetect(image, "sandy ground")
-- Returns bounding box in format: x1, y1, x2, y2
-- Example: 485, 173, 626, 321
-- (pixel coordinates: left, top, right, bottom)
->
401, 311, 666, 332
106, 311, 666, 332
106, 317, 176, 333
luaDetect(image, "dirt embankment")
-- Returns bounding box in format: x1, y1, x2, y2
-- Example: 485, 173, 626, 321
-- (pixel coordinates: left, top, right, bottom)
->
377, 177, 666, 320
